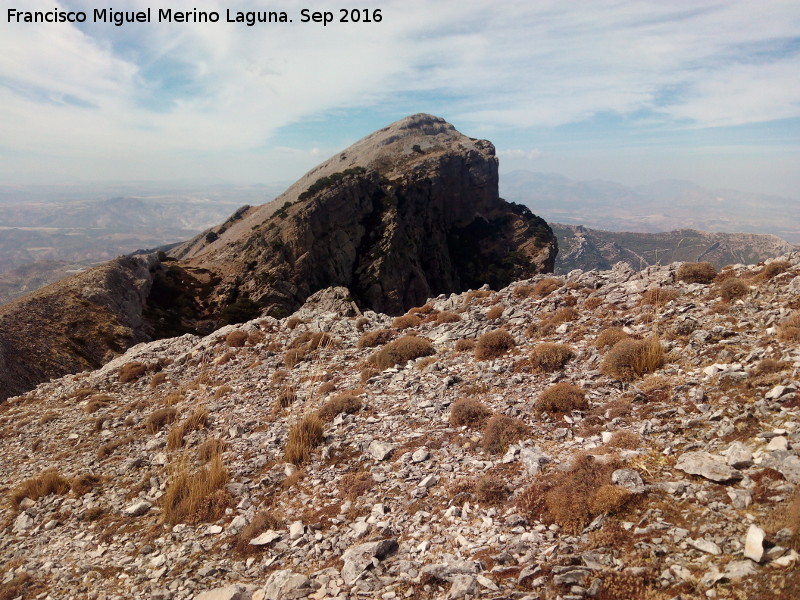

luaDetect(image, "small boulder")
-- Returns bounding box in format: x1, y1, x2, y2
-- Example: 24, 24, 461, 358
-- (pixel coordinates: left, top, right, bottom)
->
675, 451, 742, 483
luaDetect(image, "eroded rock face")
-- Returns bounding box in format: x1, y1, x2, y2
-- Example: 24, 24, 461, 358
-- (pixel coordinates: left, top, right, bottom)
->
173, 114, 556, 316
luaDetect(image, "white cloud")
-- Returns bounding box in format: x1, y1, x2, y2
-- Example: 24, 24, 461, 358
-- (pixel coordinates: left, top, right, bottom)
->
498, 149, 544, 161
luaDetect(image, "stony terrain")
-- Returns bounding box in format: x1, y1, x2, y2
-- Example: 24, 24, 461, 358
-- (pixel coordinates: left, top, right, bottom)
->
551, 225, 796, 275
2, 255, 799, 600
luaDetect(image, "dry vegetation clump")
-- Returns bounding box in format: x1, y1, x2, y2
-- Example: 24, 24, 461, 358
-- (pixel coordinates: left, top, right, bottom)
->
357, 328, 395, 349
70, 473, 101, 496
368, 335, 435, 370
757, 259, 792, 281
605, 430, 641, 449
474, 474, 510, 505
360, 367, 379, 383
640, 287, 680, 307
535, 382, 588, 414
38, 411, 59, 424
198, 438, 228, 462
677, 261, 716, 284
10, 468, 70, 509
283, 348, 306, 369
433, 310, 460, 325
163, 391, 184, 406
146, 407, 178, 433
595, 327, 630, 351
584, 296, 604, 310
0, 572, 33, 600
450, 397, 492, 428
718, 277, 749, 301
526, 307, 579, 338
213, 385, 232, 399
286, 316, 304, 330
118, 361, 147, 383
317, 381, 336, 395
533, 277, 562, 297
485, 305, 504, 321
304, 331, 334, 351
513, 284, 534, 299
392, 314, 422, 330
355, 317, 369, 331
149, 373, 168, 388
778, 311, 800, 341
161, 455, 229, 524
234, 511, 284, 555
284, 414, 324, 464
601, 336, 665, 381
463, 289, 491, 305
482, 415, 530, 454
767, 491, 800, 551
454, 338, 476, 352
84, 394, 113, 413
339, 471, 375, 500
516, 453, 632, 534
276, 387, 298, 410
167, 407, 209, 450
474, 329, 515, 360
318, 393, 362, 422
530, 343, 574, 372
752, 358, 790, 376
226, 330, 248, 347
409, 303, 435, 315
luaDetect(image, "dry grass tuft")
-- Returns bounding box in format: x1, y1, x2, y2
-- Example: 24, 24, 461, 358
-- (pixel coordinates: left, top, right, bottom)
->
640, 287, 680, 307
368, 335, 435, 369
535, 382, 588, 414
70, 473, 101, 496
167, 407, 209, 450
276, 386, 298, 410
757, 259, 792, 281
392, 314, 422, 330
677, 261, 716, 284
485, 305, 504, 321
84, 394, 113, 413
10, 468, 70, 509
474, 329, 515, 360
474, 474, 510, 505
454, 338, 476, 352
284, 414, 324, 464
283, 348, 306, 368
584, 296, 604, 310
752, 358, 790, 376
450, 397, 492, 428
530, 343, 574, 372
198, 438, 228, 462
161, 455, 229, 524
513, 284, 534, 299
778, 311, 800, 341
409, 303, 435, 315
482, 415, 530, 454
595, 327, 630, 351
463, 289, 491, 304
163, 390, 184, 406
340, 471, 375, 500
318, 393, 362, 422
601, 336, 665, 381
146, 407, 178, 433
718, 278, 749, 301
605, 430, 641, 449
38, 411, 59, 424
357, 329, 395, 349
226, 330, 248, 347
516, 453, 631, 534
286, 316, 304, 330
149, 373, 168, 388
234, 511, 284, 555
119, 361, 147, 383
435, 311, 461, 325
533, 277, 562, 297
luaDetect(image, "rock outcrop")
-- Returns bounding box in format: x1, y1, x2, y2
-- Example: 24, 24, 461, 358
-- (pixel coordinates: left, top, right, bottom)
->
172, 114, 556, 316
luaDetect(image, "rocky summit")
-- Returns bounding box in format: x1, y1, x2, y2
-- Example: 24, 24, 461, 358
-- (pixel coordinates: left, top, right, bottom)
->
0, 114, 555, 402
2, 254, 800, 599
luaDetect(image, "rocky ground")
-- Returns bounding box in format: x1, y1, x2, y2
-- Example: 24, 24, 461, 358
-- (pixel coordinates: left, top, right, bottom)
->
2, 256, 799, 600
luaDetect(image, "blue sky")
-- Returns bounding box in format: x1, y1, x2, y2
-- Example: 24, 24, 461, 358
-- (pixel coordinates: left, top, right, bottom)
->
1, 0, 799, 196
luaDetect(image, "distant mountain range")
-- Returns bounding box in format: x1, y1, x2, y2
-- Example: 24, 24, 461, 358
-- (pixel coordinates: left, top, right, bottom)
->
500, 170, 800, 244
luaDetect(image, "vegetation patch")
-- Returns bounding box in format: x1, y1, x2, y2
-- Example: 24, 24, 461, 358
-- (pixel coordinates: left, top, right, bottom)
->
601, 336, 665, 381
368, 335, 435, 369
450, 397, 492, 428
285, 414, 325, 464
677, 261, 716, 284
474, 329, 515, 360
318, 393, 362, 422
535, 382, 588, 414
482, 415, 530, 454
161, 456, 230, 524
10, 468, 70, 509
530, 343, 574, 372
118, 361, 147, 383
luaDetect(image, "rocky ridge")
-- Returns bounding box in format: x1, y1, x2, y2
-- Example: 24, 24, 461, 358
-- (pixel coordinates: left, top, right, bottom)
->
2, 255, 800, 599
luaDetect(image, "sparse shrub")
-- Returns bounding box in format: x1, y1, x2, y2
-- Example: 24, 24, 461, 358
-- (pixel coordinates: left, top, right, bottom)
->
530, 343, 574, 372
640, 287, 680, 307
84, 394, 113, 413
355, 317, 369, 330
409, 303, 434, 315
482, 415, 530, 454
163, 391, 184, 406
550, 306, 579, 324
454, 339, 476, 352
759, 260, 791, 281
595, 327, 630, 351
317, 381, 336, 395
474, 329, 515, 360
357, 328, 395, 349
70, 473, 101, 496
234, 511, 284, 554
778, 311, 800, 341
213, 385, 232, 399
513, 284, 534, 299
161, 455, 229, 524
753, 358, 790, 375
360, 367, 379, 383
38, 411, 59, 424
220, 297, 260, 325
167, 407, 209, 450
677, 261, 716, 284
146, 407, 178, 433
340, 471, 374, 500
464, 289, 491, 304
276, 386, 298, 410
368, 335, 435, 369
718, 278, 749, 301
247, 330, 265, 345
392, 314, 422, 330
10, 468, 70, 509
474, 474, 510, 505
584, 296, 603, 310
149, 373, 168, 388
198, 438, 228, 462
601, 336, 665, 381
435, 311, 461, 325
284, 348, 306, 368
305, 331, 334, 351
535, 382, 588, 414
606, 430, 641, 449
486, 305, 504, 321
318, 393, 362, 422
533, 277, 561, 297
284, 414, 324, 464
450, 398, 492, 428
516, 453, 630, 534
286, 316, 304, 330
69, 387, 96, 400
226, 330, 248, 347
119, 361, 147, 383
